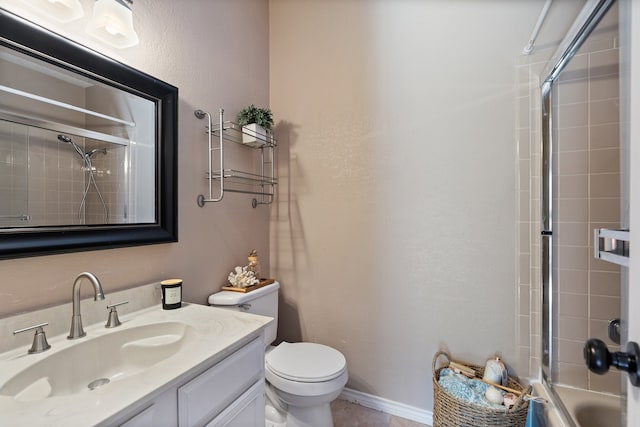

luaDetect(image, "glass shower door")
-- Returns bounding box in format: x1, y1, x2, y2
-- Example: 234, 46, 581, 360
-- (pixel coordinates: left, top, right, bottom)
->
0, 120, 29, 227
540, 1, 626, 425
551, 38, 623, 393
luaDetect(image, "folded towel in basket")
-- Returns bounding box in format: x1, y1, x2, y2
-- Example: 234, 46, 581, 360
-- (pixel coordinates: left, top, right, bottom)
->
438, 368, 505, 409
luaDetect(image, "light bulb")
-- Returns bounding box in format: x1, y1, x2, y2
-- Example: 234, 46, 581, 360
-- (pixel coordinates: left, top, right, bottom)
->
104, 19, 122, 36
19, 0, 84, 22
86, 0, 139, 48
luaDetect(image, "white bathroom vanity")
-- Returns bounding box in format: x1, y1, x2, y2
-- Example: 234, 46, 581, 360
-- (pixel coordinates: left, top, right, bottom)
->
0, 295, 272, 427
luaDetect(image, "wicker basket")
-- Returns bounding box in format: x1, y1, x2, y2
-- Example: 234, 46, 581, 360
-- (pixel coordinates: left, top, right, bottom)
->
432, 351, 532, 427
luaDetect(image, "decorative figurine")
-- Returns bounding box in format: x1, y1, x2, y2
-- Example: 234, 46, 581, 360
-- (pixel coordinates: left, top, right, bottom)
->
248, 249, 261, 281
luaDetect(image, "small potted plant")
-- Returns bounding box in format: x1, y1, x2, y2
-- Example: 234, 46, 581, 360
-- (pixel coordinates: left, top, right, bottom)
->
237, 104, 274, 147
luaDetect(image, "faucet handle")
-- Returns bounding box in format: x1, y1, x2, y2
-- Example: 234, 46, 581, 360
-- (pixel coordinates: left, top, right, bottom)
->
13, 322, 51, 354
105, 301, 128, 328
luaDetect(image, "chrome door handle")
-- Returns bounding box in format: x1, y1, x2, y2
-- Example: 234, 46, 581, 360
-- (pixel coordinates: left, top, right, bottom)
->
609, 318, 621, 344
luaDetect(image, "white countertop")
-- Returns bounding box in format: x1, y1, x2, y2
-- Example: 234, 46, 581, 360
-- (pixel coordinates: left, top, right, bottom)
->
0, 303, 272, 426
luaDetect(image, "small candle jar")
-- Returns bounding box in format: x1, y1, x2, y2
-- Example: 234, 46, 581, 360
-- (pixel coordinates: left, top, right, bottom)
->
161, 279, 182, 310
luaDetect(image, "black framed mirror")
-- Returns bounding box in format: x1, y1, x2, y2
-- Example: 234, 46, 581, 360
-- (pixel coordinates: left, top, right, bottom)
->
0, 10, 178, 258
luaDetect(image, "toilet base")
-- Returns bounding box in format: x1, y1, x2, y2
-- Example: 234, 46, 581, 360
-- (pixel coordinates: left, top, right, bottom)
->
266, 401, 286, 427
265, 386, 335, 427
286, 403, 333, 427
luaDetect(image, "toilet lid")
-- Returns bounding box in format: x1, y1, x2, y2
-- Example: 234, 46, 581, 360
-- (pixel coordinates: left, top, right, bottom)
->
266, 342, 346, 382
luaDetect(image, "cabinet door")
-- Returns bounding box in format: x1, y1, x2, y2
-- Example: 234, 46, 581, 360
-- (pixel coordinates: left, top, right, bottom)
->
112, 384, 177, 427
178, 337, 263, 426
206, 380, 265, 427
120, 405, 155, 427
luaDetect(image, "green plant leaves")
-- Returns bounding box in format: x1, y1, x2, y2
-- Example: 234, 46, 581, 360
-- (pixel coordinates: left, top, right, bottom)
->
237, 104, 274, 130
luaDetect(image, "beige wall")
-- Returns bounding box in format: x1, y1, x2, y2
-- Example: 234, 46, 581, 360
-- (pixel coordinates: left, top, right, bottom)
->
0, 0, 271, 315
269, 0, 541, 410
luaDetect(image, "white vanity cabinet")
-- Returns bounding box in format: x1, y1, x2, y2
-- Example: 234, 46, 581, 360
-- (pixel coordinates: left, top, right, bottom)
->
108, 336, 265, 427
205, 380, 265, 427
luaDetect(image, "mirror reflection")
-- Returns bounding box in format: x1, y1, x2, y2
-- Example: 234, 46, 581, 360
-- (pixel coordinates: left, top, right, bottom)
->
0, 10, 177, 258
0, 43, 156, 228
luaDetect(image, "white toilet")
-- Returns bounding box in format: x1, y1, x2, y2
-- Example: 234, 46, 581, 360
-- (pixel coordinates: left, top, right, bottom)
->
209, 281, 347, 427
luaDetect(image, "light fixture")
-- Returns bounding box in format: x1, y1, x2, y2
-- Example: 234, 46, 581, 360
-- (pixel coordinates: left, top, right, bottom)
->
19, 0, 84, 23
86, 0, 139, 49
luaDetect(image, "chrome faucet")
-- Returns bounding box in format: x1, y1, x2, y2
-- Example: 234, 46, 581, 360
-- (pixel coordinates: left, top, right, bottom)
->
68, 272, 105, 340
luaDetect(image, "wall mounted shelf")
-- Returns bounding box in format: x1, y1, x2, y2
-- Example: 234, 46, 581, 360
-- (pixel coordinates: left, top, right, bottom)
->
195, 108, 277, 208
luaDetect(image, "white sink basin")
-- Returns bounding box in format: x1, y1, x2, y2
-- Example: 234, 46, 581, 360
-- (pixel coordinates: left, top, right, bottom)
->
0, 303, 272, 426
0, 321, 196, 402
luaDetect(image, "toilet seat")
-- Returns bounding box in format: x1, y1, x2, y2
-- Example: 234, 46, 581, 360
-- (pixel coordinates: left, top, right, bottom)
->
266, 342, 346, 382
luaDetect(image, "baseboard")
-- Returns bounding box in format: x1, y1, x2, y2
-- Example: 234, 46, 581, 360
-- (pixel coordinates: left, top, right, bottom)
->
339, 387, 433, 426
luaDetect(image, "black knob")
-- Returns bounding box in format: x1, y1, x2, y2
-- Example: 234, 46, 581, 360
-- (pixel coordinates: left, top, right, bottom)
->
584, 338, 612, 374
584, 338, 640, 387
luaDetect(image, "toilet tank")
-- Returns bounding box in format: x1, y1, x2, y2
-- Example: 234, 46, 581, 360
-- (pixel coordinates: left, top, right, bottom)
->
208, 281, 279, 345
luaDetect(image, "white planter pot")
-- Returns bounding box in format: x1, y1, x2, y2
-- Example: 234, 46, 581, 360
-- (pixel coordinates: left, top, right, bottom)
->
241, 123, 268, 147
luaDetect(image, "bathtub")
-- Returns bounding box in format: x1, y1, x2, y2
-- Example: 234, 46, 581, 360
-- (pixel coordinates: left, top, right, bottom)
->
532, 383, 622, 427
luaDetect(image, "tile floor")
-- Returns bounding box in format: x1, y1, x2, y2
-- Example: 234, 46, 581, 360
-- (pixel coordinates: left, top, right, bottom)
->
331, 399, 430, 427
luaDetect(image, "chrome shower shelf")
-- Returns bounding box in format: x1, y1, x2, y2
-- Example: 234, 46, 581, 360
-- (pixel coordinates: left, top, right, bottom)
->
195, 108, 277, 208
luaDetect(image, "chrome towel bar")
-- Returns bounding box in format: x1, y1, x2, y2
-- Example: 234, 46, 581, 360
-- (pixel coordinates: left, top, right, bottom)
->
594, 228, 630, 267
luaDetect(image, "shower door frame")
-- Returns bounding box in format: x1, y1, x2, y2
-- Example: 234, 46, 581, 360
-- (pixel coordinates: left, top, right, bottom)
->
540, 0, 615, 387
